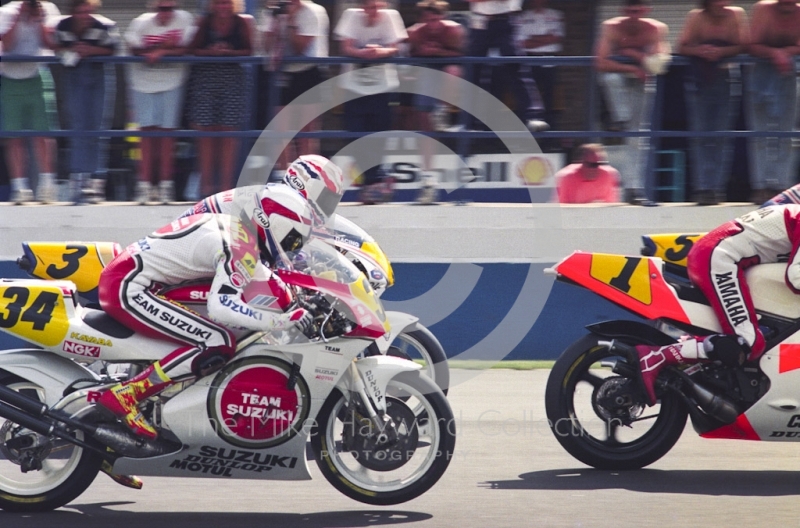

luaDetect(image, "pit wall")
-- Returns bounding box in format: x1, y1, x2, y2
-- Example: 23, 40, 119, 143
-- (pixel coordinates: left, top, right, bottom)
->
0, 203, 753, 358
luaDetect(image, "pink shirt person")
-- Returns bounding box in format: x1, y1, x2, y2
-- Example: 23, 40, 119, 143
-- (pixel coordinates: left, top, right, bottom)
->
555, 144, 621, 203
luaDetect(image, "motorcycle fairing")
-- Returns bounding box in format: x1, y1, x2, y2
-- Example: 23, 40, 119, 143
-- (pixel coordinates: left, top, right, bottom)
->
704, 335, 800, 442
21, 242, 121, 294
550, 252, 691, 324
111, 338, 374, 479
0, 279, 75, 347
640, 234, 705, 268
374, 311, 420, 354
0, 348, 99, 406
278, 270, 390, 338
0, 279, 177, 362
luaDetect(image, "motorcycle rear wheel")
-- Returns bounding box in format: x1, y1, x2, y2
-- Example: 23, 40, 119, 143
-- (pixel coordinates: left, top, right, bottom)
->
0, 374, 103, 512
311, 371, 455, 505
545, 335, 687, 470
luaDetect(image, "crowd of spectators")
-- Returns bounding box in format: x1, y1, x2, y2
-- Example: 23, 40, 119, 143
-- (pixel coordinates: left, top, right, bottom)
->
0, 0, 799, 206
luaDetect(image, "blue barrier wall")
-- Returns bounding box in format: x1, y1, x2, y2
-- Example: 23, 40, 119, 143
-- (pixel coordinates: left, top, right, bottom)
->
0, 260, 638, 360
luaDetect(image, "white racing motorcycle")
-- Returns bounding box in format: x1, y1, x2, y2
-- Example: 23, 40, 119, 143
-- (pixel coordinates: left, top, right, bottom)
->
0, 239, 455, 511
17, 215, 451, 395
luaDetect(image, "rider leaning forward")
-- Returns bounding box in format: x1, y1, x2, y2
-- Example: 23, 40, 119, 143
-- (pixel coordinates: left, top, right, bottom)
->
638, 205, 800, 399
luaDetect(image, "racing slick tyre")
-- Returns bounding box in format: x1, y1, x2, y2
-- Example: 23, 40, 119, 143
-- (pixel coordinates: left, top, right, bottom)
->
391, 327, 450, 395
545, 335, 688, 470
0, 374, 103, 512
311, 371, 455, 505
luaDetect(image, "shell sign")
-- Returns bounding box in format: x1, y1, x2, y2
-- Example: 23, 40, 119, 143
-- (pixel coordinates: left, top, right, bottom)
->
515, 156, 554, 186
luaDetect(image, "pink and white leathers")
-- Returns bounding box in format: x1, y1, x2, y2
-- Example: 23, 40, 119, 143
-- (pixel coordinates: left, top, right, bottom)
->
687, 205, 800, 359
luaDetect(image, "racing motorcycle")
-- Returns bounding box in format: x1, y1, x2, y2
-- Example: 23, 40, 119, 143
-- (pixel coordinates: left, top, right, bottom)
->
17, 218, 450, 395
544, 240, 800, 470
317, 215, 449, 394
0, 239, 455, 512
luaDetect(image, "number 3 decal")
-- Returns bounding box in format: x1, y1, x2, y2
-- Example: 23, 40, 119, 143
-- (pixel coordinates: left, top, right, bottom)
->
46, 244, 89, 280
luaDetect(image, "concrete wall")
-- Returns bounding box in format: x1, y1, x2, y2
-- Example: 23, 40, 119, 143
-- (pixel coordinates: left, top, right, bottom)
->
0, 203, 754, 359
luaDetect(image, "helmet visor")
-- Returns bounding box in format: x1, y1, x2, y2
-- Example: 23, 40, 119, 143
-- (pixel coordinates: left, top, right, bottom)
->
281, 228, 308, 253
315, 185, 342, 219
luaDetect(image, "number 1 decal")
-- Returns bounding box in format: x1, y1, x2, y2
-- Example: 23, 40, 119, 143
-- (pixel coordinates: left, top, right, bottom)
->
589, 254, 653, 305
608, 257, 640, 293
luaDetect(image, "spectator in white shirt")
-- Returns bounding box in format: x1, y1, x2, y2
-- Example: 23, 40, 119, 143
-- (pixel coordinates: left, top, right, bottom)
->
0, 0, 60, 204
125, 0, 195, 204
262, 0, 329, 171
334, 0, 407, 198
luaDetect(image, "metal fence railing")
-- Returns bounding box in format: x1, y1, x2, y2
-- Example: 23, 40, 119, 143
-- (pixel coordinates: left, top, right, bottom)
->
2, 54, 799, 199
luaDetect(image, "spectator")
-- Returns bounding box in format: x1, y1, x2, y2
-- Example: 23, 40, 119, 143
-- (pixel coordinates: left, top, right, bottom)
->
334, 0, 407, 201
262, 0, 328, 172
467, 0, 548, 132
595, 0, 670, 205
677, 0, 748, 206
0, 0, 59, 204
407, 0, 464, 183
53, 0, 119, 204
554, 143, 621, 204
125, 0, 195, 204
746, 0, 800, 205
514, 0, 564, 133
187, 0, 252, 196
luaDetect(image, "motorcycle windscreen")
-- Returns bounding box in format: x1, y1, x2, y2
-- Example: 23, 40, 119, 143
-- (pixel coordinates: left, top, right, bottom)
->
553, 252, 691, 323
640, 234, 705, 267
21, 242, 122, 293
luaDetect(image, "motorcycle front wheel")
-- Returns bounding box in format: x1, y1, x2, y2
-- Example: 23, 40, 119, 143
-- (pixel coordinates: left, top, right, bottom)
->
0, 374, 103, 512
390, 327, 450, 395
311, 371, 455, 505
545, 335, 687, 470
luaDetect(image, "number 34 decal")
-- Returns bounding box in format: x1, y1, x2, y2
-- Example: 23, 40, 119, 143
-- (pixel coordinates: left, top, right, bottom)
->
0, 286, 69, 346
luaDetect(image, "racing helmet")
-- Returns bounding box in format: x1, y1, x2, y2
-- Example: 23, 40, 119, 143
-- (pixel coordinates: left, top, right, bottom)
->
251, 186, 314, 258
283, 155, 344, 222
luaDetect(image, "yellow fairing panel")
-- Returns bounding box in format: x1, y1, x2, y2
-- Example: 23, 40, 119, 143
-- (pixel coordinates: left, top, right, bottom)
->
361, 240, 394, 287
22, 242, 121, 293
641, 234, 705, 267
0, 282, 72, 347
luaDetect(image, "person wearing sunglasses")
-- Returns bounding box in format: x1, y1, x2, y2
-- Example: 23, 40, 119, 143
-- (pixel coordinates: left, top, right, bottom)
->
554, 143, 621, 204
125, 0, 196, 204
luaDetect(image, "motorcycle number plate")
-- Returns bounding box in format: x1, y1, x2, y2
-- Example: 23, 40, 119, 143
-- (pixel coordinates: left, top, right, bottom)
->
589, 255, 652, 304
23, 242, 120, 293
0, 284, 70, 346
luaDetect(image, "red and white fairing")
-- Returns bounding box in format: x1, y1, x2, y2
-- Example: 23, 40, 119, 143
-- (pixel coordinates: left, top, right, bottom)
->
550, 251, 800, 442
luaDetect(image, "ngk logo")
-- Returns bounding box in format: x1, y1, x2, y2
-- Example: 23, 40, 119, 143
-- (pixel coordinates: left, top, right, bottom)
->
62, 340, 100, 358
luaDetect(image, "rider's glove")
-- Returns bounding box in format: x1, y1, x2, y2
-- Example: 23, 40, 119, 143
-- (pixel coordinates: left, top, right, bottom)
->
280, 307, 313, 334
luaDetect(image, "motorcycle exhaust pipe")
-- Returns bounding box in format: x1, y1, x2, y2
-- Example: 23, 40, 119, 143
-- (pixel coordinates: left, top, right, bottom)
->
673, 369, 739, 424
0, 383, 48, 417
0, 400, 109, 457
0, 400, 55, 437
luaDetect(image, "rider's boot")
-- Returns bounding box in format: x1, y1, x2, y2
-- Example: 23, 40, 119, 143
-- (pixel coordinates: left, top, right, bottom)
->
100, 460, 144, 490
97, 361, 174, 440
636, 334, 746, 404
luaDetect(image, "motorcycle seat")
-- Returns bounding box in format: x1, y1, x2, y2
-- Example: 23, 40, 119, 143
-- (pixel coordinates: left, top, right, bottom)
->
81, 308, 135, 339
